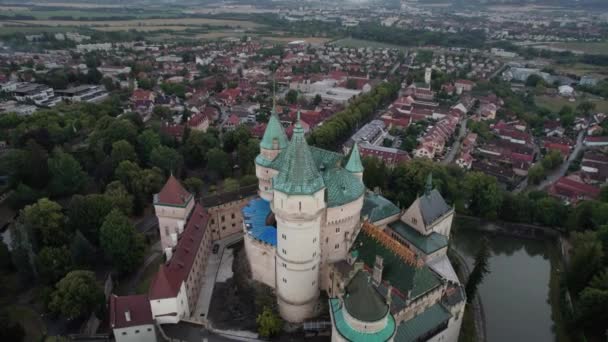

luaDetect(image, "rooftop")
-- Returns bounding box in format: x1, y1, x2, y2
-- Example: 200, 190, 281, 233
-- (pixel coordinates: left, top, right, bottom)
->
110, 294, 153, 329
361, 192, 401, 223
242, 198, 277, 246
330, 299, 395, 342
394, 303, 451, 342
154, 175, 193, 207
389, 220, 448, 255
344, 271, 389, 322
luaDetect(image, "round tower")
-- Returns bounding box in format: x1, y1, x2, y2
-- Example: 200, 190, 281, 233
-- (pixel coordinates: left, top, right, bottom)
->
272, 114, 325, 322
256, 110, 288, 201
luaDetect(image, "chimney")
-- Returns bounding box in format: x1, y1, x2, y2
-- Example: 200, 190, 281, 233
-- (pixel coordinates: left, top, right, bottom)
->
125, 310, 131, 322
372, 255, 384, 285
386, 285, 393, 306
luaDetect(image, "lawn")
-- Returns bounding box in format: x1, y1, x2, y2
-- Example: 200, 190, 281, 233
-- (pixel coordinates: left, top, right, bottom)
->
554, 63, 608, 77
535, 95, 608, 113
11, 17, 263, 29
332, 38, 408, 51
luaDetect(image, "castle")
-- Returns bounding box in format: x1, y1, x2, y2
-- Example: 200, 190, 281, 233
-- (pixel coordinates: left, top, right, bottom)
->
108, 108, 465, 342
244, 109, 465, 340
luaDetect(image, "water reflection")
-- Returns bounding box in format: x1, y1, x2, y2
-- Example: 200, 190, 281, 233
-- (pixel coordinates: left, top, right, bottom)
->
452, 228, 557, 342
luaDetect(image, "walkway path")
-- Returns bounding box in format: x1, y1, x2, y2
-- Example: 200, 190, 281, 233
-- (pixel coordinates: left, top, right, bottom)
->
191, 233, 244, 323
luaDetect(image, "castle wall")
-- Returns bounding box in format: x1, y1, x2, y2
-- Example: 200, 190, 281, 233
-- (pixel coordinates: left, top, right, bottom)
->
394, 284, 445, 323
256, 164, 279, 201
322, 196, 364, 264
207, 198, 250, 241
244, 234, 276, 289
430, 210, 454, 237
149, 283, 190, 324
154, 199, 194, 251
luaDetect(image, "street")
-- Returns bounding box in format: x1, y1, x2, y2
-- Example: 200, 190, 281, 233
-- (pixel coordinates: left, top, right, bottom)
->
441, 118, 468, 165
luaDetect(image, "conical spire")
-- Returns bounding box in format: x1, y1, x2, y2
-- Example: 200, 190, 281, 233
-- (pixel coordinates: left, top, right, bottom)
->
425, 172, 433, 196
345, 143, 364, 174
260, 113, 288, 150
273, 110, 324, 195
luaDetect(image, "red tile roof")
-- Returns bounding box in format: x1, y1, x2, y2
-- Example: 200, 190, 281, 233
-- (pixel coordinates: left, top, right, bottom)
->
149, 204, 209, 300
110, 294, 153, 329
550, 177, 600, 201
155, 175, 192, 206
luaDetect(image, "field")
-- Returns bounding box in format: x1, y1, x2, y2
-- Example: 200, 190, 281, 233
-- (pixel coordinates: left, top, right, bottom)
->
0, 7, 183, 20
535, 95, 608, 113
9, 17, 262, 29
554, 63, 608, 77
332, 37, 408, 51
547, 41, 608, 55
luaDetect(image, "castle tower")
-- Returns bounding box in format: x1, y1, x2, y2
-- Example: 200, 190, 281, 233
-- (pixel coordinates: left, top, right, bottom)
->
256, 109, 288, 201
153, 175, 195, 259
345, 143, 364, 181
272, 112, 325, 322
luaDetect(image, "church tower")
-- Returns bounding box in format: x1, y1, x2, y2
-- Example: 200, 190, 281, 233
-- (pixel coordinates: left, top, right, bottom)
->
153, 175, 195, 259
272, 112, 325, 322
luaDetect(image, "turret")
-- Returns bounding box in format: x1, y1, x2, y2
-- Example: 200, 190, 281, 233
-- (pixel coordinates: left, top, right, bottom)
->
345, 143, 364, 181
256, 104, 288, 201
153, 175, 194, 258
273, 110, 325, 323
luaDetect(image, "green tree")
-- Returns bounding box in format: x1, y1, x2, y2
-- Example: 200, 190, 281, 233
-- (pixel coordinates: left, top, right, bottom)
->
48, 148, 87, 197
313, 94, 322, 106
567, 231, 604, 296
577, 101, 596, 116
104, 181, 133, 216
207, 148, 231, 175
111, 140, 137, 166
256, 306, 282, 338
67, 194, 113, 245
136, 129, 161, 163
99, 209, 145, 273
36, 246, 72, 284
21, 198, 69, 249
237, 139, 259, 175
525, 74, 544, 87
285, 89, 298, 104
223, 178, 239, 193
49, 270, 104, 320
183, 131, 220, 166
465, 238, 491, 303
462, 172, 503, 219
69, 231, 96, 268
541, 150, 563, 170
574, 269, 608, 334
528, 164, 546, 185
184, 177, 203, 197
150, 145, 183, 175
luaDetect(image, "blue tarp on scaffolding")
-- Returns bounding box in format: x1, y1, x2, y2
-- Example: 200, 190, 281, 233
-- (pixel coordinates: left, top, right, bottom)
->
242, 197, 277, 246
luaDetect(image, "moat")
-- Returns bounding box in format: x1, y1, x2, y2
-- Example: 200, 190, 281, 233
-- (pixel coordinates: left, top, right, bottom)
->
452, 227, 561, 342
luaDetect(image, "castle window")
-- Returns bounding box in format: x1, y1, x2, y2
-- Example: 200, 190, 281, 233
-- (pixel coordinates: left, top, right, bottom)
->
147, 328, 152, 332
221, 215, 225, 222
282, 263, 286, 268
336, 227, 340, 233
312, 265, 316, 270
282, 234, 287, 240
313, 237, 316, 243
165, 227, 169, 236
231, 213, 235, 219
312, 281, 316, 286
335, 244, 340, 249
282, 249, 287, 254
313, 252, 316, 257
283, 278, 287, 283
135, 330, 140, 334
211, 219, 215, 224
412, 217, 417, 225
299, 201, 302, 211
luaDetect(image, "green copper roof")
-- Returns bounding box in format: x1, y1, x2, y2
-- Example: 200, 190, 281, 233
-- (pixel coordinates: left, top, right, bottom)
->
344, 271, 389, 322
394, 303, 451, 342
352, 228, 441, 299
361, 193, 401, 223
389, 221, 448, 255
330, 299, 396, 342
273, 118, 325, 195
323, 168, 365, 207
345, 143, 364, 173
260, 113, 288, 150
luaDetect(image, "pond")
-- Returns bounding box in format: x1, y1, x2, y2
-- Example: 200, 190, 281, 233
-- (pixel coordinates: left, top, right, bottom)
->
452, 227, 561, 342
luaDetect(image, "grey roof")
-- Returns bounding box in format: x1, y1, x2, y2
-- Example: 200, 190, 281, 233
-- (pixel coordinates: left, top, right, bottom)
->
344, 271, 389, 322
419, 189, 452, 227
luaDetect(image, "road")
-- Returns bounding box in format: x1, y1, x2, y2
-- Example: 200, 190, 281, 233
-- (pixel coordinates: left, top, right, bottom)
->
514, 130, 585, 193
441, 118, 468, 165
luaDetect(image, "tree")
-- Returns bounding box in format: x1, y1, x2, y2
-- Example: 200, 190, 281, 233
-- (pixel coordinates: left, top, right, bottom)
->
67, 194, 113, 245
567, 231, 604, 296
136, 129, 161, 163
49, 270, 104, 320
206, 148, 231, 175
184, 177, 203, 197
313, 94, 322, 106
150, 145, 183, 175
574, 269, 608, 333
285, 89, 298, 104
223, 178, 239, 193
256, 306, 282, 338
111, 140, 137, 166
99, 209, 145, 273
36, 246, 72, 284
104, 181, 133, 216
577, 101, 596, 116
183, 131, 220, 166
525, 74, 544, 87
465, 238, 490, 303
69, 231, 96, 268
21, 198, 69, 250
346, 78, 358, 89
528, 164, 546, 185
48, 148, 87, 197
462, 172, 503, 219
541, 150, 563, 170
